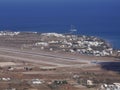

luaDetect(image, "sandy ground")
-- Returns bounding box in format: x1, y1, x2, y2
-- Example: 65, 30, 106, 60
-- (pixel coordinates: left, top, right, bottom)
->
0, 46, 120, 90
0, 47, 117, 67
0, 47, 93, 67
0, 62, 16, 67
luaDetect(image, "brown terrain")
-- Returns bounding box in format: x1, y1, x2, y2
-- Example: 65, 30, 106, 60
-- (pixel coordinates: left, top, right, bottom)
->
0, 32, 120, 90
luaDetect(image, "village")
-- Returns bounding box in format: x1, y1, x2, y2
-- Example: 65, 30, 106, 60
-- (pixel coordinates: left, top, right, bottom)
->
33, 33, 114, 57
0, 31, 120, 90
0, 31, 118, 57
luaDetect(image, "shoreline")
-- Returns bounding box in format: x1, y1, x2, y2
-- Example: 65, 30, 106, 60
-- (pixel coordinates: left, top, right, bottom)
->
0, 31, 120, 90
0, 30, 119, 49
0, 31, 119, 57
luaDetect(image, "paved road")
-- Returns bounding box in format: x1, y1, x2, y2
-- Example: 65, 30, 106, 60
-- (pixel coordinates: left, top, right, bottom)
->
0, 47, 98, 67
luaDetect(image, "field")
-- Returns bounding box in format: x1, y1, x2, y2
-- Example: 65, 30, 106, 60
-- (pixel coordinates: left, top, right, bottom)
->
0, 33, 120, 90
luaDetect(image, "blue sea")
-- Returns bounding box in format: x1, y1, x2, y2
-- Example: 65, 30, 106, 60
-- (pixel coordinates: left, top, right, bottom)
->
0, 0, 120, 49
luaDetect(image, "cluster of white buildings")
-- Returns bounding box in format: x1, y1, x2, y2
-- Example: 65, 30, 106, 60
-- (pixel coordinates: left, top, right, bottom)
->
0, 31, 20, 36
41, 33, 65, 38
0, 31, 114, 56
98, 83, 120, 90
0, 77, 11, 81
31, 79, 43, 85
34, 33, 113, 56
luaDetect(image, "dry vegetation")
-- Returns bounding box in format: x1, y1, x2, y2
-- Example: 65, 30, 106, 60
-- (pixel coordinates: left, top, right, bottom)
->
0, 32, 120, 90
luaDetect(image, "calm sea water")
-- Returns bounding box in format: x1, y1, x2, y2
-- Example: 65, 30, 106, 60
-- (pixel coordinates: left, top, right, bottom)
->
0, 0, 120, 49
99, 62, 120, 72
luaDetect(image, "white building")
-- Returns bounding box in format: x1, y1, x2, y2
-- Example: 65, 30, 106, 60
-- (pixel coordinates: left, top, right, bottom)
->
35, 42, 48, 46
87, 80, 93, 86
32, 79, 42, 85
99, 83, 120, 90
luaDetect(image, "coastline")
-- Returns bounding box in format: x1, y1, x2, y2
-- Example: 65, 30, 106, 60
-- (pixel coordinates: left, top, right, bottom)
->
0, 31, 120, 90
1, 28, 119, 49
0, 31, 119, 57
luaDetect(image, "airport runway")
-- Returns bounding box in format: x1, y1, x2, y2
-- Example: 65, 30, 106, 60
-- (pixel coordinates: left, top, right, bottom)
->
0, 47, 103, 67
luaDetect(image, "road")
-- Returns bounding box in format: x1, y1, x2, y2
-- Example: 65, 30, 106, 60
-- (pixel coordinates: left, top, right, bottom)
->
0, 47, 100, 67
